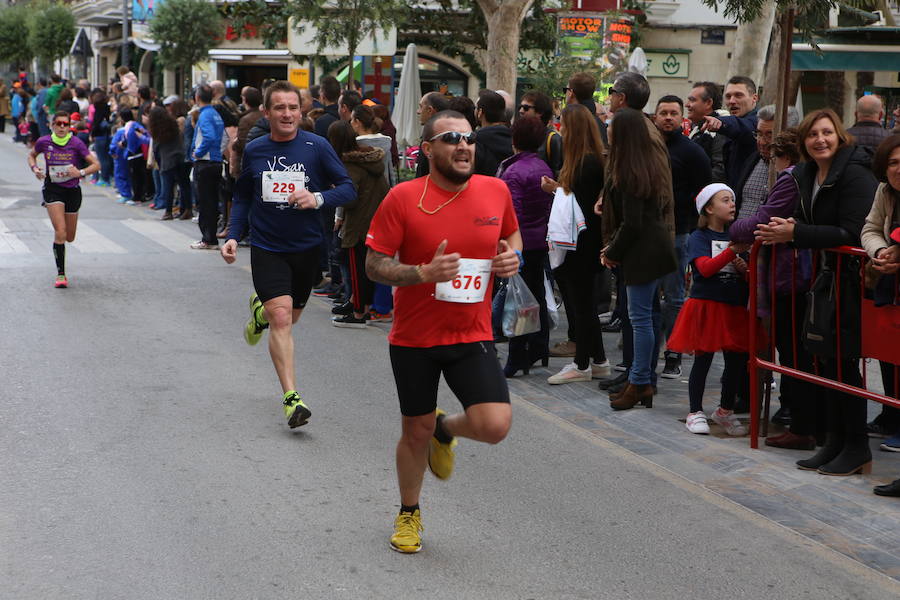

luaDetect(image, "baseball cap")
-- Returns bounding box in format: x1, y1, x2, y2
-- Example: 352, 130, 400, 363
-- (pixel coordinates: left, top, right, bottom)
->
163, 95, 179, 106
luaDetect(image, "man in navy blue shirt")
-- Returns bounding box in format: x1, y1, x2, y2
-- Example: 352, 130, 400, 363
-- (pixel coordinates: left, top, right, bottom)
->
699, 76, 759, 190
190, 84, 225, 249
221, 80, 355, 429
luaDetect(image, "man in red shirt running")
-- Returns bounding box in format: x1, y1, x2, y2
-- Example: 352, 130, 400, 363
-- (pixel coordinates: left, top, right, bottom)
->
366, 110, 522, 553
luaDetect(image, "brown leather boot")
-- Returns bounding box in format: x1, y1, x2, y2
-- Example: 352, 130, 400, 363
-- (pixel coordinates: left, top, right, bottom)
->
610, 383, 654, 411
608, 383, 631, 401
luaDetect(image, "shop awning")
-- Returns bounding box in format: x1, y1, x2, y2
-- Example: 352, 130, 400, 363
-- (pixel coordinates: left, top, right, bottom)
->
792, 43, 900, 71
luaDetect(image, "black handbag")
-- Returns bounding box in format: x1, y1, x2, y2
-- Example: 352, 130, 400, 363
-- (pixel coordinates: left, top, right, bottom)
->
802, 257, 861, 359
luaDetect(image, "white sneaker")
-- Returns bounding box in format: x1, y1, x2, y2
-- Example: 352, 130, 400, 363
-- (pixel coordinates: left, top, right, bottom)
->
710, 407, 748, 436
591, 360, 611, 378
547, 363, 591, 384
686, 412, 710, 434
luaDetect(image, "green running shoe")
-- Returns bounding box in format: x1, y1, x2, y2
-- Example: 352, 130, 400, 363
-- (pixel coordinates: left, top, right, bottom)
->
244, 293, 268, 346
283, 391, 311, 428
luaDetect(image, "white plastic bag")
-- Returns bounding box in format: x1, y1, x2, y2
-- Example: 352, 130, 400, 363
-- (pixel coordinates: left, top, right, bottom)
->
544, 271, 558, 330
502, 274, 541, 337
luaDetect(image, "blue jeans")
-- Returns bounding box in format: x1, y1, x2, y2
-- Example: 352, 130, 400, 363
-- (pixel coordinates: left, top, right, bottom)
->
93, 135, 113, 183
661, 233, 689, 344
158, 167, 176, 212
151, 169, 162, 207
627, 278, 662, 385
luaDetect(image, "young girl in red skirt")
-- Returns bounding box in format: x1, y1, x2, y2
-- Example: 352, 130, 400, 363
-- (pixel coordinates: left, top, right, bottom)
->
667, 183, 753, 436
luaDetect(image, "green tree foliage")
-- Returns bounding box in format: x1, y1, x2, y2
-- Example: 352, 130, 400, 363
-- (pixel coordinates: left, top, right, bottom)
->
150, 0, 223, 73
27, 2, 76, 69
398, 0, 557, 84
219, 0, 290, 50
285, 0, 406, 84
700, 0, 837, 42
0, 3, 33, 68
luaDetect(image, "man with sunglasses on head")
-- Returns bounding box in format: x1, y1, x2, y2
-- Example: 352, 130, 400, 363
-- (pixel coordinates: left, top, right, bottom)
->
220, 81, 355, 430
366, 110, 522, 554
518, 90, 562, 176
28, 111, 100, 288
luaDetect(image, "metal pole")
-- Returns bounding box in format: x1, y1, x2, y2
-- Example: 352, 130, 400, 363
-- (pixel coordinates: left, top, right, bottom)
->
122, 0, 130, 68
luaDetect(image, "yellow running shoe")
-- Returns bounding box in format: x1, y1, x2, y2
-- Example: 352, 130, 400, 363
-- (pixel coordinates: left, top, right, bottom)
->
283, 391, 311, 428
390, 510, 423, 553
244, 293, 268, 346
428, 409, 457, 480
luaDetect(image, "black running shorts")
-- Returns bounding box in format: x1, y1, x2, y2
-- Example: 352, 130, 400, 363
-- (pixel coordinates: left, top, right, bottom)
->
250, 245, 320, 309
389, 341, 510, 417
42, 183, 82, 213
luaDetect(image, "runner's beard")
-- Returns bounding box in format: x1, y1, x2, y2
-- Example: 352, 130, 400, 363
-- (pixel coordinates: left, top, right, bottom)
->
432, 152, 474, 185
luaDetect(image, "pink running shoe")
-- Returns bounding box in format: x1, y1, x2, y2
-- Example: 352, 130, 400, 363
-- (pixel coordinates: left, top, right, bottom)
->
54, 275, 68, 288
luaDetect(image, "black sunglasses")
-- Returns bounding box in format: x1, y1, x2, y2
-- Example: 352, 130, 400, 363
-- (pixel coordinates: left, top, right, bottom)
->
518, 104, 535, 112
428, 131, 476, 145
562, 87, 572, 94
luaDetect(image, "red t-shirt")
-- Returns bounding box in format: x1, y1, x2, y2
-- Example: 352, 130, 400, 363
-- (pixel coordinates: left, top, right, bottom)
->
366, 175, 519, 348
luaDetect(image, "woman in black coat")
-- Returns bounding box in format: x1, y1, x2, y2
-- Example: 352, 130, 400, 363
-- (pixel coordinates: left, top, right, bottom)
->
757, 108, 878, 476
600, 108, 677, 410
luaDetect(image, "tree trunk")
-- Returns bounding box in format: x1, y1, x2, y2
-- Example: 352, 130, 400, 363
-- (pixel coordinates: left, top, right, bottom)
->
476, 0, 534, 92
878, 0, 897, 27
824, 71, 846, 119
759, 16, 781, 106
727, 0, 776, 87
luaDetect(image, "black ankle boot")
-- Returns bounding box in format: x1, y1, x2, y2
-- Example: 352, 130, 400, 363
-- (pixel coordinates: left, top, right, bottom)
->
818, 436, 873, 476
796, 434, 843, 471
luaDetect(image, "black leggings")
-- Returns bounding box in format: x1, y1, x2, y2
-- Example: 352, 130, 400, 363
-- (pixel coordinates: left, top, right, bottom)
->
555, 257, 606, 370
689, 351, 748, 413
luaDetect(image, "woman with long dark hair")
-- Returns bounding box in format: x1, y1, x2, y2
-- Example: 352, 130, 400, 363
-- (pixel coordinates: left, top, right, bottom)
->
147, 106, 184, 220
601, 107, 677, 410
757, 108, 878, 476
327, 120, 389, 327
542, 104, 610, 384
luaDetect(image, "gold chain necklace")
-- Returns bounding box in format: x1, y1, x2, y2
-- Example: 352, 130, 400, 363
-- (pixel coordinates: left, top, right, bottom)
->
417, 175, 467, 215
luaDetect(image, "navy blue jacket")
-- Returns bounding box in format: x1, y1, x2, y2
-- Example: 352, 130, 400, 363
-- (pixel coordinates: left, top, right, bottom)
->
664, 129, 712, 234
229, 130, 356, 253
717, 108, 758, 189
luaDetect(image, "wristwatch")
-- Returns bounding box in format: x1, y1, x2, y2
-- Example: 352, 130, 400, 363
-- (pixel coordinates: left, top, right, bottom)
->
313, 192, 324, 209
79, 169, 86, 178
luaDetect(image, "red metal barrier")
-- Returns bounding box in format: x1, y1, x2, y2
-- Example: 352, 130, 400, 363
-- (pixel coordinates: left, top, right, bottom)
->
748, 241, 900, 448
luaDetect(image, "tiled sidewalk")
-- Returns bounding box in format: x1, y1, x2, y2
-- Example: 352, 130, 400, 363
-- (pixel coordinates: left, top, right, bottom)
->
499, 331, 900, 581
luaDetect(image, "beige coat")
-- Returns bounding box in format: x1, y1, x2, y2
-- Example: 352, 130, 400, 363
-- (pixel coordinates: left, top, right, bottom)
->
861, 182, 898, 258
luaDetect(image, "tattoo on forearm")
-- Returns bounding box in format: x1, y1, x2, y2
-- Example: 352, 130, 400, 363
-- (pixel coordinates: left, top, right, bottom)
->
366, 251, 423, 287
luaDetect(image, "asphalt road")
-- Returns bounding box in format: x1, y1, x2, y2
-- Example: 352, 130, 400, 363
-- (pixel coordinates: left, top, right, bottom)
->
2, 132, 898, 599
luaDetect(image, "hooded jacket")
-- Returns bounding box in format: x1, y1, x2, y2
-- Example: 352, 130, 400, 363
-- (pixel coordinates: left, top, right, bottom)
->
791, 145, 878, 251
474, 124, 513, 177
340, 146, 389, 248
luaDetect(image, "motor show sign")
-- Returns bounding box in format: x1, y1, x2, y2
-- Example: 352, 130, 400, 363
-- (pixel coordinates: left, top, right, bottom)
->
557, 13, 633, 70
